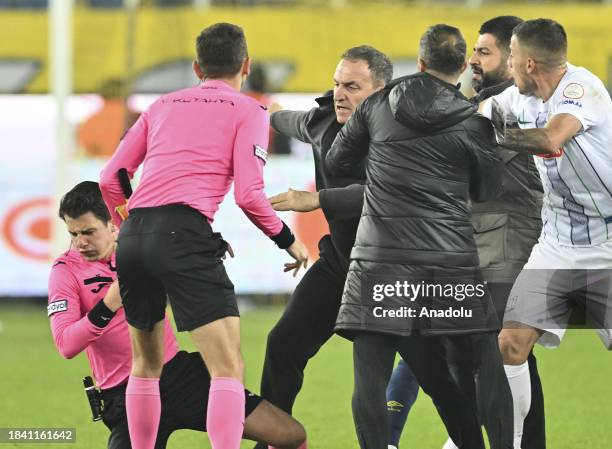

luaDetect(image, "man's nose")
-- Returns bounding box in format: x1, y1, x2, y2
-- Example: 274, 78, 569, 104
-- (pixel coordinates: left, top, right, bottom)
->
468, 52, 478, 66
75, 235, 87, 248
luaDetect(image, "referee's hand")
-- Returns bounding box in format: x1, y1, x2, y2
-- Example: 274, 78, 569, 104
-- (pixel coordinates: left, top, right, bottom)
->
284, 239, 309, 277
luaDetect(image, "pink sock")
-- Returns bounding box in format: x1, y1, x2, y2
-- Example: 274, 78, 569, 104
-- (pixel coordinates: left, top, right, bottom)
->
125, 375, 161, 449
207, 377, 245, 449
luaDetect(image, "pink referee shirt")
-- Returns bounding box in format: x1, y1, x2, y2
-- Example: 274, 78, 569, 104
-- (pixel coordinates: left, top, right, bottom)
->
48, 249, 178, 389
99, 79, 283, 237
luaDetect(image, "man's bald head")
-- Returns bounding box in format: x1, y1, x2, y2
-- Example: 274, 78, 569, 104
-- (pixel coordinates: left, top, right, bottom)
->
418, 24, 467, 76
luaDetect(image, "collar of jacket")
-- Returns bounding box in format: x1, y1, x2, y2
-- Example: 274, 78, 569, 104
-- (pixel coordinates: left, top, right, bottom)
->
385, 72, 462, 92
388, 72, 475, 132
315, 90, 334, 111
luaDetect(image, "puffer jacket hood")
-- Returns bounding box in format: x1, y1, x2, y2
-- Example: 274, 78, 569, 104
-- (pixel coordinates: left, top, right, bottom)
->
389, 72, 476, 133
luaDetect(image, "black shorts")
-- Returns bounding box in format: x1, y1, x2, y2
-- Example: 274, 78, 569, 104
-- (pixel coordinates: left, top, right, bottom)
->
116, 204, 238, 332
101, 351, 263, 449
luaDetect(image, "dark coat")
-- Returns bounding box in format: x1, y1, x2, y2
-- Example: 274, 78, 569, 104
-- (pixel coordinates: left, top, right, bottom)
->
325, 72, 504, 337
270, 94, 364, 275
471, 79, 543, 283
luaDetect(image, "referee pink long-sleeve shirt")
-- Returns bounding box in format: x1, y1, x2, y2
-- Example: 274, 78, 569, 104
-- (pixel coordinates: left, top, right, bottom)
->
47, 249, 178, 389
99, 79, 283, 237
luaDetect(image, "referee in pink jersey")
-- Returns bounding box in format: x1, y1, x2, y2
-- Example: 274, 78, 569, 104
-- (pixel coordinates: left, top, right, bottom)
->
99, 23, 308, 449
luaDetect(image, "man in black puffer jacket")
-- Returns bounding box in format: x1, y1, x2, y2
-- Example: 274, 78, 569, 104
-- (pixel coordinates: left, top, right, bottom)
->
326, 25, 506, 449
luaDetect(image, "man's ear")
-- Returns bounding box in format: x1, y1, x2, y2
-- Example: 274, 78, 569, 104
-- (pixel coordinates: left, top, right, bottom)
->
242, 57, 251, 77
417, 57, 426, 73
526, 57, 536, 74
192, 60, 204, 80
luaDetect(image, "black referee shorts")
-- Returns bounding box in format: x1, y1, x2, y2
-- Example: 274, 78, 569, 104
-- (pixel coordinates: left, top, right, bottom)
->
116, 204, 238, 332
101, 351, 263, 449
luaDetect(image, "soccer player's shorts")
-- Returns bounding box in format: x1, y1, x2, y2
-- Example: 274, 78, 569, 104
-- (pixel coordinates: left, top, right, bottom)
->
117, 204, 238, 332
503, 236, 612, 348
101, 351, 263, 447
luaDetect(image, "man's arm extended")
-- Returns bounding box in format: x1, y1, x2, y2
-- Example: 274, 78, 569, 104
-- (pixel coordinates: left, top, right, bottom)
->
271, 109, 317, 143
319, 184, 364, 221
502, 114, 582, 154
99, 111, 149, 226
491, 98, 582, 155
268, 184, 365, 221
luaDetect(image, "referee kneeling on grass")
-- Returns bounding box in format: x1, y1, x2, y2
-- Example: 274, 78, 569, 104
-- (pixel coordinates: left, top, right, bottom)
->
99, 22, 308, 449
48, 181, 306, 449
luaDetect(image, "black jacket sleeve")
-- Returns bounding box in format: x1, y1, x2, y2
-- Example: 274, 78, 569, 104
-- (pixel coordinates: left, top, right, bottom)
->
270, 108, 317, 144
467, 115, 504, 203
319, 183, 365, 221
325, 101, 370, 176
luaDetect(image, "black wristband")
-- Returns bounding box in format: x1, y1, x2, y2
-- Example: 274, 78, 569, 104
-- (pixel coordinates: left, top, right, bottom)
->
270, 221, 295, 249
88, 298, 117, 328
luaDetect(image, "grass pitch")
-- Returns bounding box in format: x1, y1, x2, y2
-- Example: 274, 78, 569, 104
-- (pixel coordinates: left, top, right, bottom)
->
0, 304, 610, 448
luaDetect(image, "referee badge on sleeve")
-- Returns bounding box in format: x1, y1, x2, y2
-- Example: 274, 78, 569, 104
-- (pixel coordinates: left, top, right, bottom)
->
254, 144, 268, 163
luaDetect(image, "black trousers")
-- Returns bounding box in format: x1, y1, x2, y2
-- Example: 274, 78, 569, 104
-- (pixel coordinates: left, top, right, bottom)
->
258, 247, 345, 415
353, 333, 487, 449
445, 333, 513, 449
102, 351, 262, 449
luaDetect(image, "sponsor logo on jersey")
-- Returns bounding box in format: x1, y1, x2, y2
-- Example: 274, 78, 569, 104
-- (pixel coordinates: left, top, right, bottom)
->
563, 83, 584, 99
253, 144, 268, 163
84, 275, 114, 293
47, 300, 68, 316
560, 99, 583, 108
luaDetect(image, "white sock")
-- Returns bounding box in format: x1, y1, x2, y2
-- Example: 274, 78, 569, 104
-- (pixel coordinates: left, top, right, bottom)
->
504, 362, 531, 449
388, 446, 398, 449
441, 437, 458, 449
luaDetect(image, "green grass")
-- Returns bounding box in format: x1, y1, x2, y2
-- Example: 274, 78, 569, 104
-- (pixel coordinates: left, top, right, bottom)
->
0, 305, 611, 448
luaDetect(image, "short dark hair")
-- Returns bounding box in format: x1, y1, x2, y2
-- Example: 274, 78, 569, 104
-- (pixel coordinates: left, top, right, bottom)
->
419, 24, 466, 75
513, 18, 567, 67
341, 45, 393, 86
479, 16, 523, 54
196, 22, 248, 78
59, 181, 111, 223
